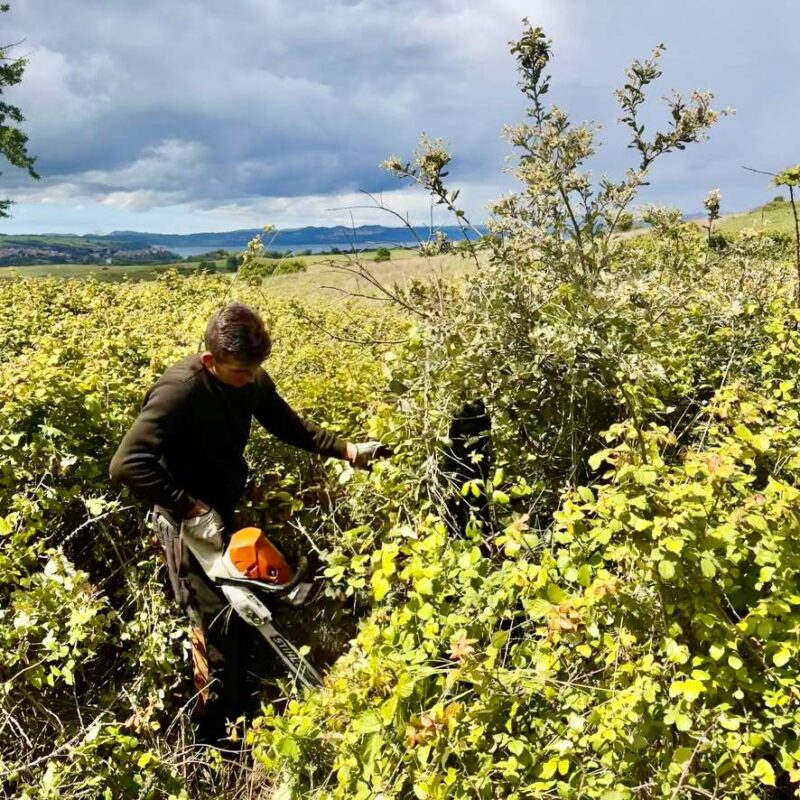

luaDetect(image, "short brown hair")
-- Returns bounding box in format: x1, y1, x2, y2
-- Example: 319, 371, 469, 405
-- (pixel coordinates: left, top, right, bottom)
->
204, 303, 271, 365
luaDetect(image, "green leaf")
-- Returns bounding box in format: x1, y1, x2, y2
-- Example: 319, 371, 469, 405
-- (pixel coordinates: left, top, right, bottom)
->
371, 570, 390, 602
727, 654, 743, 670
276, 735, 301, 761
86, 499, 104, 517
576, 564, 592, 587
751, 433, 770, 453
669, 678, 705, 702
577, 486, 595, 503
508, 739, 525, 756
663, 537, 683, 554
709, 644, 725, 661
675, 713, 692, 732
747, 514, 768, 533
352, 711, 383, 734
588, 449, 611, 471
700, 558, 716, 578
773, 648, 791, 667
734, 424, 752, 443
664, 638, 690, 665
539, 758, 559, 779
753, 758, 776, 786
633, 467, 658, 485
658, 560, 676, 580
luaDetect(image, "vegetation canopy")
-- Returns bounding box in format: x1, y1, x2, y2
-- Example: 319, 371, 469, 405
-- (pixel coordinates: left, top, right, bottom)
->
2, 20, 800, 800
0, 2, 39, 218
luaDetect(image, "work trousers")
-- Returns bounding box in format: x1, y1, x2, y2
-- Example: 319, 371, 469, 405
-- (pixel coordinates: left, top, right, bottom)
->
150, 506, 253, 741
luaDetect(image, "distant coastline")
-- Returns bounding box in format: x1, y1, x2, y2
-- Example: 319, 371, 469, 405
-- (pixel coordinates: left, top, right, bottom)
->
0, 224, 486, 266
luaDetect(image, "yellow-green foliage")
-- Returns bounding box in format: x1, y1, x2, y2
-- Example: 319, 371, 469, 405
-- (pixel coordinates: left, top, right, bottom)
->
0, 272, 396, 798
4, 238, 800, 800
244, 221, 800, 800
244, 23, 800, 796
7, 21, 800, 800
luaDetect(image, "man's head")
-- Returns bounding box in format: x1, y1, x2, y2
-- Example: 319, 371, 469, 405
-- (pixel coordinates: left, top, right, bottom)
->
202, 303, 271, 387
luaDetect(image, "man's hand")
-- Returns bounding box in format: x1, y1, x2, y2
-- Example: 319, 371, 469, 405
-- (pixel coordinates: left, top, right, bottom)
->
346, 441, 392, 469
181, 507, 225, 553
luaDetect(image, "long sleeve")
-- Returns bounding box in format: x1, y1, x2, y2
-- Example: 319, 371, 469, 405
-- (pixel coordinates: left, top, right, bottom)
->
109, 381, 197, 518
253, 371, 348, 459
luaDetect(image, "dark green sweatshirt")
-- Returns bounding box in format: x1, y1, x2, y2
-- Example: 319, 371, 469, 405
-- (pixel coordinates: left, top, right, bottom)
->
109, 354, 347, 520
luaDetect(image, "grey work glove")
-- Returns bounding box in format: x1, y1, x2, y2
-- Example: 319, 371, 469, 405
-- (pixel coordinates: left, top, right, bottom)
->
181, 508, 225, 554
350, 441, 393, 469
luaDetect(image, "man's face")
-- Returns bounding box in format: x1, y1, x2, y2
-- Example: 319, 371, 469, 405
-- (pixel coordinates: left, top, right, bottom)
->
201, 353, 259, 388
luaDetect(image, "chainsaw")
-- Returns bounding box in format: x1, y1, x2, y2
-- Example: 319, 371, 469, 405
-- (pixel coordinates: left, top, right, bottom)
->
180, 521, 323, 691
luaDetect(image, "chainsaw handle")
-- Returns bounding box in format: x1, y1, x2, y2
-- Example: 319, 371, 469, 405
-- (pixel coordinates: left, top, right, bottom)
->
215, 556, 308, 596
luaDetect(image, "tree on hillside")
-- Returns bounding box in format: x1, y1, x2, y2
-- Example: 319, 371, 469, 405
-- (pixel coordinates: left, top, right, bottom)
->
744, 163, 800, 304
0, 2, 39, 218
774, 165, 800, 303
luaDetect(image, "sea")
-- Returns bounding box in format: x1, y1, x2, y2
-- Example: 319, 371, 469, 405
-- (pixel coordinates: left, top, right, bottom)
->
169, 243, 412, 258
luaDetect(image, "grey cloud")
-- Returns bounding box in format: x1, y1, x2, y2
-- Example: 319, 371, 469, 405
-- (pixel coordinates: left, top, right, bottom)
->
2, 0, 799, 224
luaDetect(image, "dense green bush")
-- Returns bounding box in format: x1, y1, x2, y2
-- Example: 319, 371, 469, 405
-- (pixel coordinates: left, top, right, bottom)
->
272, 259, 307, 276
237, 237, 307, 279
0, 273, 398, 798
255, 300, 800, 798
247, 22, 800, 800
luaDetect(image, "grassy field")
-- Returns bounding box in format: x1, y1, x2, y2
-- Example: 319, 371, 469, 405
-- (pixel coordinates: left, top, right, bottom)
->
0, 247, 480, 299
717, 198, 800, 236
260, 249, 479, 300
0, 261, 185, 281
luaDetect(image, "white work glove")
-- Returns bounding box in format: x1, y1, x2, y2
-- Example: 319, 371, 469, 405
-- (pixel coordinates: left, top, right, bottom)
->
349, 441, 392, 470
181, 508, 225, 556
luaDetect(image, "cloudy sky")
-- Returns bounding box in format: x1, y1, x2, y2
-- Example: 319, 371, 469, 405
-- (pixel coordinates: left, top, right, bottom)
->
1, 0, 797, 234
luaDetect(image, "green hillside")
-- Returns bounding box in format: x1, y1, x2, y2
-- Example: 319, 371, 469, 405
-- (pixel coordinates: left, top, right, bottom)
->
718, 197, 800, 236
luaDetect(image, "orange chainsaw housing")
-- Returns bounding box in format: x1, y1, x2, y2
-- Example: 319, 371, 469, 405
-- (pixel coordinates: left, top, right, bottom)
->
227, 527, 292, 584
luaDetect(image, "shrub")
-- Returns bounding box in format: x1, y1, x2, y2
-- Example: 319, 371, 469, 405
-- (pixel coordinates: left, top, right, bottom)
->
374, 247, 391, 262
247, 22, 800, 800
272, 259, 306, 276
617, 210, 634, 231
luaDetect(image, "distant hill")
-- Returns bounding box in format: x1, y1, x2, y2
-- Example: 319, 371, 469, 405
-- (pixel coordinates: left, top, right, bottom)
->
0, 225, 486, 266
0, 233, 178, 267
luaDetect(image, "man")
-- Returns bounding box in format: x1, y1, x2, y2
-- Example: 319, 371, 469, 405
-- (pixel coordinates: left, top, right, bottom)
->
110, 302, 383, 741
